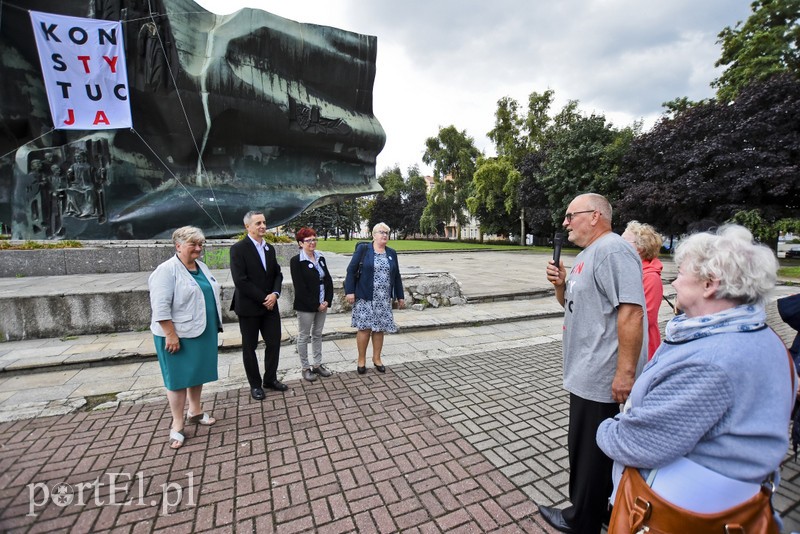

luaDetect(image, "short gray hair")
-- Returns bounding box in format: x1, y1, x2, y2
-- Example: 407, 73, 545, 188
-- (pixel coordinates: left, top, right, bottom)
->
581, 193, 612, 221
243, 210, 264, 226
674, 224, 777, 306
372, 222, 390, 234
172, 226, 205, 246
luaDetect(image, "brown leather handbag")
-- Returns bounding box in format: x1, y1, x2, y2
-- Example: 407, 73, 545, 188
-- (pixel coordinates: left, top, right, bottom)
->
608, 466, 778, 534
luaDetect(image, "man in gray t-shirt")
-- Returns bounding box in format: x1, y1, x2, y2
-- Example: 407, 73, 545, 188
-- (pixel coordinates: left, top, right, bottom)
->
540, 193, 647, 534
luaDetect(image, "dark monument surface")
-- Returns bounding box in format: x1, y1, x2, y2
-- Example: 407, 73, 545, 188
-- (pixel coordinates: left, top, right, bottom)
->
0, 0, 385, 239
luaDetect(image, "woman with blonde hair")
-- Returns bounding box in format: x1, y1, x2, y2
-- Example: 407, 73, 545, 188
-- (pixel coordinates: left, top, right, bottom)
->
149, 226, 222, 449
344, 222, 405, 374
622, 221, 664, 359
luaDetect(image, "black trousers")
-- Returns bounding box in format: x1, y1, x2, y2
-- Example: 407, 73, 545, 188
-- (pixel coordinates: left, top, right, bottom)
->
238, 310, 281, 388
561, 393, 618, 534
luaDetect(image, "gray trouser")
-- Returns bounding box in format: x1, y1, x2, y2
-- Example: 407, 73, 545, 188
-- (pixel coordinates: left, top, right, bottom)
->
296, 310, 327, 369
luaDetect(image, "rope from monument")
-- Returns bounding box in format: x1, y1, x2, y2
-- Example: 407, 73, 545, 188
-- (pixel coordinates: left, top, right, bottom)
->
130, 127, 226, 232
145, 0, 229, 233
0, 128, 56, 161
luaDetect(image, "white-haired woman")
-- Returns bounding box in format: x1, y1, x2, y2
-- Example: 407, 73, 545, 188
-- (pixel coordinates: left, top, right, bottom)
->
344, 222, 405, 374
149, 226, 222, 450
622, 221, 664, 360
597, 225, 794, 531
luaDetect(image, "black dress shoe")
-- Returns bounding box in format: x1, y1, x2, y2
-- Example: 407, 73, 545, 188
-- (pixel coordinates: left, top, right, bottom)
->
537, 505, 575, 533
264, 380, 288, 392
250, 387, 265, 401
373, 363, 386, 373
357, 366, 367, 375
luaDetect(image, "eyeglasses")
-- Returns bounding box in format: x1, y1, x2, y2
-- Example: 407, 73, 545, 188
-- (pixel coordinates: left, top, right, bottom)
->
302, 238, 317, 243
564, 210, 595, 222
375, 230, 389, 235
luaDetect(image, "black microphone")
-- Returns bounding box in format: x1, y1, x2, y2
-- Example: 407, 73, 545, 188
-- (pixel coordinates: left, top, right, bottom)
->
553, 232, 564, 267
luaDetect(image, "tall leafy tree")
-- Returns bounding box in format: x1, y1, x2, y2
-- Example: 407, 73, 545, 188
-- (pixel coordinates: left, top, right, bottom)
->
487, 97, 525, 164
618, 73, 800, 237
401, 169, 428, 237
365, 166, 405, 235
539, 112, 633, 226
420, 178, 456, 236
422, 125, 481, 238
517, 150, 556, 238
286, 199, 361, 239
523, 89, 556, 150
713, 0, 800, 102
467, 156, 521, 237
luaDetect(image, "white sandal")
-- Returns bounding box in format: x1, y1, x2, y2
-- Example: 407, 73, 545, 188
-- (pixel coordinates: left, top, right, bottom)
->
169, 429, 185, 449
187, 412, 215, 426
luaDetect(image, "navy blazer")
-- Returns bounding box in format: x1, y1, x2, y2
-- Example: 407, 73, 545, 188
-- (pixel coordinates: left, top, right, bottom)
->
229, 237, 283, 316
290, 252, 334, 312
344, 243, 404, 301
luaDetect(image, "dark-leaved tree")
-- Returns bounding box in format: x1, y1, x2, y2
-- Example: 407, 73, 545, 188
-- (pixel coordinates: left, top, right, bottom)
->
617, 73, 800, 237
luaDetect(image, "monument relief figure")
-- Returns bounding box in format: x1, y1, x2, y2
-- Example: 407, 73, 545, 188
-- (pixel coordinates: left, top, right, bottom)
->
0, 0, 385, 239
66, 151, 98, 218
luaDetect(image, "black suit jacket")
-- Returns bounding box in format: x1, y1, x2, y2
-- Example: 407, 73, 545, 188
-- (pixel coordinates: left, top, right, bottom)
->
229, 237, 283, 316
290, 253, 334, 312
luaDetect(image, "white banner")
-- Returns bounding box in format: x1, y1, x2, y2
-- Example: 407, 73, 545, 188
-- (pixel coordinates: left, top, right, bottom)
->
30, 11, 132, 130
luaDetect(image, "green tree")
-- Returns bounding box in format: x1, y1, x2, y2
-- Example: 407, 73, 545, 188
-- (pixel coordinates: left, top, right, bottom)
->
420, 178, 456, 236
286, 202, 338, 239
713, 0, 800, 102
539, 112, 633, 226
487, 97, 525, 164
523, 89, 556, 150
364, 166, 406, 235
422, 125, 481, 238
467, 156, 521, 237
400, 170, 428, 237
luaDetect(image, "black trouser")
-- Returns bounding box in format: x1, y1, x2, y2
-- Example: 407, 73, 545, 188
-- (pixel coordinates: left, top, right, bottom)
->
238, 310, 281, 388
561, 393, 618, 534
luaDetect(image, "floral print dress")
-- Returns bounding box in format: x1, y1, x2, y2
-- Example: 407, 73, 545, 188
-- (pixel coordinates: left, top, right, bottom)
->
351, 252, 398, 333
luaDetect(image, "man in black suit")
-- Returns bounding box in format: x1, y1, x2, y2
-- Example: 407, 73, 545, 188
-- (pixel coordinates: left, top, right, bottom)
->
230, 210, 288, 400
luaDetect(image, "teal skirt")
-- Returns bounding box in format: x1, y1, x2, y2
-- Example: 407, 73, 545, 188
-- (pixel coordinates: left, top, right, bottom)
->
154, 268, 219, 391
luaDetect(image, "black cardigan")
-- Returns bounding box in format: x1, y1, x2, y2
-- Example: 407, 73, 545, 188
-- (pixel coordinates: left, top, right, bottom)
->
290, 252, 334, 312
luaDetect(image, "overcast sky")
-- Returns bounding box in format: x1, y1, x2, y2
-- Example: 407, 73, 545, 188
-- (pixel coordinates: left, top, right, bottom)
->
195, 0, 753, 176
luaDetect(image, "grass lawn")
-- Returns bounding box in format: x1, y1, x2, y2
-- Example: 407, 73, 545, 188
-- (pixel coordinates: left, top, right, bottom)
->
313, 238, 553, 254
779, 265, 800, 280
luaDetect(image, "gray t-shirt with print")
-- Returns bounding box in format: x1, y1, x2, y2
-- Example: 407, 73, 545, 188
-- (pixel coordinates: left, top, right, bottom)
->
562, 232, 648, 403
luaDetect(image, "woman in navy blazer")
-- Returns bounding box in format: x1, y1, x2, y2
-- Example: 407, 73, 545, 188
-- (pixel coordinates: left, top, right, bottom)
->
344, 222, 405, 374
290, 227, 334, 382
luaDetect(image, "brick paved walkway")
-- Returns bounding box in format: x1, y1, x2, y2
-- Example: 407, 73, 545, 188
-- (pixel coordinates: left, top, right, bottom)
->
0, 363, 546, 533
3, 333, 800, 532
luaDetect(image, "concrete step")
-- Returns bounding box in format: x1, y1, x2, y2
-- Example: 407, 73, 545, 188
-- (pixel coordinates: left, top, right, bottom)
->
0, 297, 567, 376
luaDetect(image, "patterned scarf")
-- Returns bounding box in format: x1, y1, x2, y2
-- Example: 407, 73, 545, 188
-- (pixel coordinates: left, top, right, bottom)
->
664, 304, 766, 343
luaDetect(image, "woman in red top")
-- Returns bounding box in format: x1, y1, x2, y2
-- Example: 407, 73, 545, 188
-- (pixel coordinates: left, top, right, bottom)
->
623, 221, 664, 360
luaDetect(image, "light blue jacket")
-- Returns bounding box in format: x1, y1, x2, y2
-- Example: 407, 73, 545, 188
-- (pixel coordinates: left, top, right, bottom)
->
148, 255, 222, 338
597, 326, 794, 484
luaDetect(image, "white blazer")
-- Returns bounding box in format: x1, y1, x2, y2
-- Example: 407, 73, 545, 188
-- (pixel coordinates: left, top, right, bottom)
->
148, 255, 223, 338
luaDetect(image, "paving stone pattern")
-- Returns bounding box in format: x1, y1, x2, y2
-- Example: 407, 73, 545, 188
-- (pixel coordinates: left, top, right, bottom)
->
3, 333, 800, 532
0, 366, 549, 533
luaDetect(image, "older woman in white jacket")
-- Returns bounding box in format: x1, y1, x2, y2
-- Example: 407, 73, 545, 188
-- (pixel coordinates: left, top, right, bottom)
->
149, 226, 223, 449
